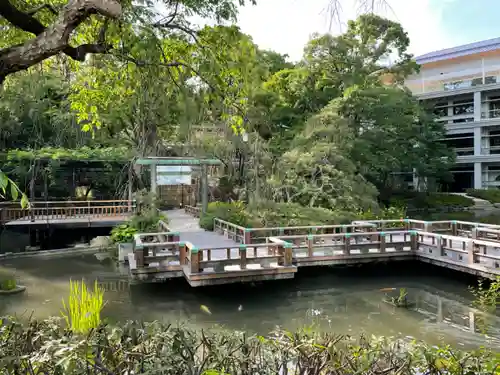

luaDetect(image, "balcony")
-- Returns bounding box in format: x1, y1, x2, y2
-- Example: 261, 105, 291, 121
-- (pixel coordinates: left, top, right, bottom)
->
407, 74, 500, 100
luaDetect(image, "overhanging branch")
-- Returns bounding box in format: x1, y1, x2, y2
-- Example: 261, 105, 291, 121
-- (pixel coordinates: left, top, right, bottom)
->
0, 0, 122, 82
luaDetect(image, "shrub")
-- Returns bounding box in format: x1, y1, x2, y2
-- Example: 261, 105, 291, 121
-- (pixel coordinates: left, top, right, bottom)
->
246, 201, 356, 227
0, 318, 499, 375
389, 191, 474, 210
199, 201, 250, 230
466, 188, 500, 203
110, 223, 138, 243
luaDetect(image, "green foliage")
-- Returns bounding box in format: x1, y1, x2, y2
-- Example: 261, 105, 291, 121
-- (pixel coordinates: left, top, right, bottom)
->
357, 206, 407, 221
0, 170, 29, 207
246, 201, 356, 227
110, 223, 138, 244
0, 318, 499, 375
0, 277, 17, 291
389, 192, 474, 210
466, 189, 500, 203
199, 201, 250, 230
61, 280, 106, 334
470, 277, 500, 313
4, 146, 133, 161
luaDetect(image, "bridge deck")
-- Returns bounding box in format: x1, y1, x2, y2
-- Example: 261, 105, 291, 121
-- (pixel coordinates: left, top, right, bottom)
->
164, 209, 244, 258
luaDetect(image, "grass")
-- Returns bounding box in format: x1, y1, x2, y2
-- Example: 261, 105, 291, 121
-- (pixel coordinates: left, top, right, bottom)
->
61, 279, 106, 334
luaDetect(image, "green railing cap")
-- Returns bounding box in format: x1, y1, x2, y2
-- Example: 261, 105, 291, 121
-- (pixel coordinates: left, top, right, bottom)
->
344, 233, 351, 238
451, 220, 457, 224
307, 234, 314, 240
379, 232, 385, 236
239, 244, 247, 250
409, 230, 417, 236
190, 247, 199, 254
170, 231, 180, 236
284, 242, 292, 248
178, 241, 185, 246
244, 228, 251, 232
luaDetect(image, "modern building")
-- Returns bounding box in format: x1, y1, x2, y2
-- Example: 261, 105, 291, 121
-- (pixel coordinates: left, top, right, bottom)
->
405, 37, 500, 191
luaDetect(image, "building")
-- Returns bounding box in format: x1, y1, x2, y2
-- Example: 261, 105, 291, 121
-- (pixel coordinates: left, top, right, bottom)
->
405, 37, 500, 191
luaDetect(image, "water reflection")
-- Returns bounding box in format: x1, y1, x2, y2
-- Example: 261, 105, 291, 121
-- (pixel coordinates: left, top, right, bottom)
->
0, 254, 498, 349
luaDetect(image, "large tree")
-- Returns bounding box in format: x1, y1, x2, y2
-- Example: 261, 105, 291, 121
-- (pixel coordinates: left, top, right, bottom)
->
0, 0, 255, 83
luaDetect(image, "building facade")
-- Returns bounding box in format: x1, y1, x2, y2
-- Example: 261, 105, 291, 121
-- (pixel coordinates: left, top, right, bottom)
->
405, 37, 500, 191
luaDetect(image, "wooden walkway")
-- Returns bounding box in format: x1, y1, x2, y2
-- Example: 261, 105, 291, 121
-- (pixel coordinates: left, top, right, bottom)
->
1, 200, 133, 228
127, 208, 500, 287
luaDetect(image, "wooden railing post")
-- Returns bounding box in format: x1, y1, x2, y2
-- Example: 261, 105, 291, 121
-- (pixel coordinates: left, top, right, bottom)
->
467, 240, 476, 265
244, 228, 251, 244
239, 245, 247, 269
436, 235, 444, 256
344, 234, 351, 255
423, 221, 431, 232
190, 247, 200, 273
134, 243, 145, 268
284, 242, 293, 266
410, 231, 418, 251
451, 220, 457, 236
379, 232, 386, 253
471, 227, 478, 239
178, 242, 186, 265
307, 234, 314, 258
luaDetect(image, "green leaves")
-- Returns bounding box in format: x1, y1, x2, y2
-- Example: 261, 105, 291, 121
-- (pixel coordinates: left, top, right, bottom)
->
0, 170, 28, 208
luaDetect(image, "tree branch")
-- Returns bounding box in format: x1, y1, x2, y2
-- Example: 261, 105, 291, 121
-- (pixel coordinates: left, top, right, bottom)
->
26, 4, 58, 16
0, 0, 122, 82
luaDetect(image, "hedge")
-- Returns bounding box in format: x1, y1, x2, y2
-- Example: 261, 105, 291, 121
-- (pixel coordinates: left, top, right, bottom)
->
466, 189, 500, 203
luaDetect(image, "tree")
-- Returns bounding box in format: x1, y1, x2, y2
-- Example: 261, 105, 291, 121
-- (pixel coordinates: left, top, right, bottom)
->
337, 85, 454, 197
0, 0, 256, 83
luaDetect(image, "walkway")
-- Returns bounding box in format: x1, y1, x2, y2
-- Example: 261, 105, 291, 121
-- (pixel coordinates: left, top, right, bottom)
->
163, 209, 241, 249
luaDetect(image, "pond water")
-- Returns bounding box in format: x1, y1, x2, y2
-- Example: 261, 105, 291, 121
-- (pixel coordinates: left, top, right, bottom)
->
0, 254, 498, 349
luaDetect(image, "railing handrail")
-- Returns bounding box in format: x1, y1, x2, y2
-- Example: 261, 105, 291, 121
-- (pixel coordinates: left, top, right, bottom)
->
0, 199, 133, 206
213, 217, 246, 231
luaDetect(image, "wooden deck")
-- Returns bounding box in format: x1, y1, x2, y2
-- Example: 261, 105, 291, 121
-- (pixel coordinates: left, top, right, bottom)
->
126, 209, 500, 287
1, 200, 133, 227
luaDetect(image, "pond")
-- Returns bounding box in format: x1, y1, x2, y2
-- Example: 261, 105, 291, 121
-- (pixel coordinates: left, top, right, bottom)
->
0, 254, 498, 349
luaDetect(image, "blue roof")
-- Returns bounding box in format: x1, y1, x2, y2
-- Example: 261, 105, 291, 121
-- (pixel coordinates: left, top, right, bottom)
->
416, 37, 500, 65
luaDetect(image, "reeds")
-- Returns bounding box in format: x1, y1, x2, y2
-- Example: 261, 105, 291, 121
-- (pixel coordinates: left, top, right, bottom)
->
61, 279, 106, 333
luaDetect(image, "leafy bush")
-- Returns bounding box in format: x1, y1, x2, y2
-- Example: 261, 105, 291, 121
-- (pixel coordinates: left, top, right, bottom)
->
0, 317, 499, 375
199, 201, 250, 230
466, 188, 500, 203
61, 280, 106, 334
389, 191, 474, 210
357, 206, 407, 221
246, 201, 356, 227
110, 223, 138, 243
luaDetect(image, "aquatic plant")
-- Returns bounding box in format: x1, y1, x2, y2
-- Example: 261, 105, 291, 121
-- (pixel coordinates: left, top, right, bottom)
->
0, 277, 16, 291
382, 287, 410, 308
61, 279, 106, 334
470, 276, 500, 313
0, 317, 499, 375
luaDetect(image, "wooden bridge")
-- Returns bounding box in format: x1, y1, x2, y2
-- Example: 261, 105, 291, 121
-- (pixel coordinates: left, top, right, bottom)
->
126, 206, 500, 287
0, 200, 133, 227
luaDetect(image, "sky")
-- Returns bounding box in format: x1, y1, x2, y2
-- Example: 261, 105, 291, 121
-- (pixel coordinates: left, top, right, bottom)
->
234, 0, 500, 62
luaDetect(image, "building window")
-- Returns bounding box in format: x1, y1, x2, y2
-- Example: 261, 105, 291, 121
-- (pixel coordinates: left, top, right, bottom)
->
453, 99, 474, 115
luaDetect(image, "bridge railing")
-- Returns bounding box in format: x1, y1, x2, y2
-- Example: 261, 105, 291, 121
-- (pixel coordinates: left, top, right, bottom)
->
243, 223, 378, 244
183, 240, 293, 274
416, 231, 500, 273
213, 218, 247, 243
1, 200, 134, 223
184, 205, 201, 218
268, 230, 415, 258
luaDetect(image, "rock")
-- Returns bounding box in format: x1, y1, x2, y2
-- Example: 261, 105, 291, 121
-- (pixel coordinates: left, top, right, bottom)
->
90, 236, 112, 248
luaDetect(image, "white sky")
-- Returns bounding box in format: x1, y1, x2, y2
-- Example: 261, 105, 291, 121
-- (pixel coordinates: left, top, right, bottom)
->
235, 0, 459, 61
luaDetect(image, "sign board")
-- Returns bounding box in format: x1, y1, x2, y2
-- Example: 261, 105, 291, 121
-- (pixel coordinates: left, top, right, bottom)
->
156, 166, 192, 186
